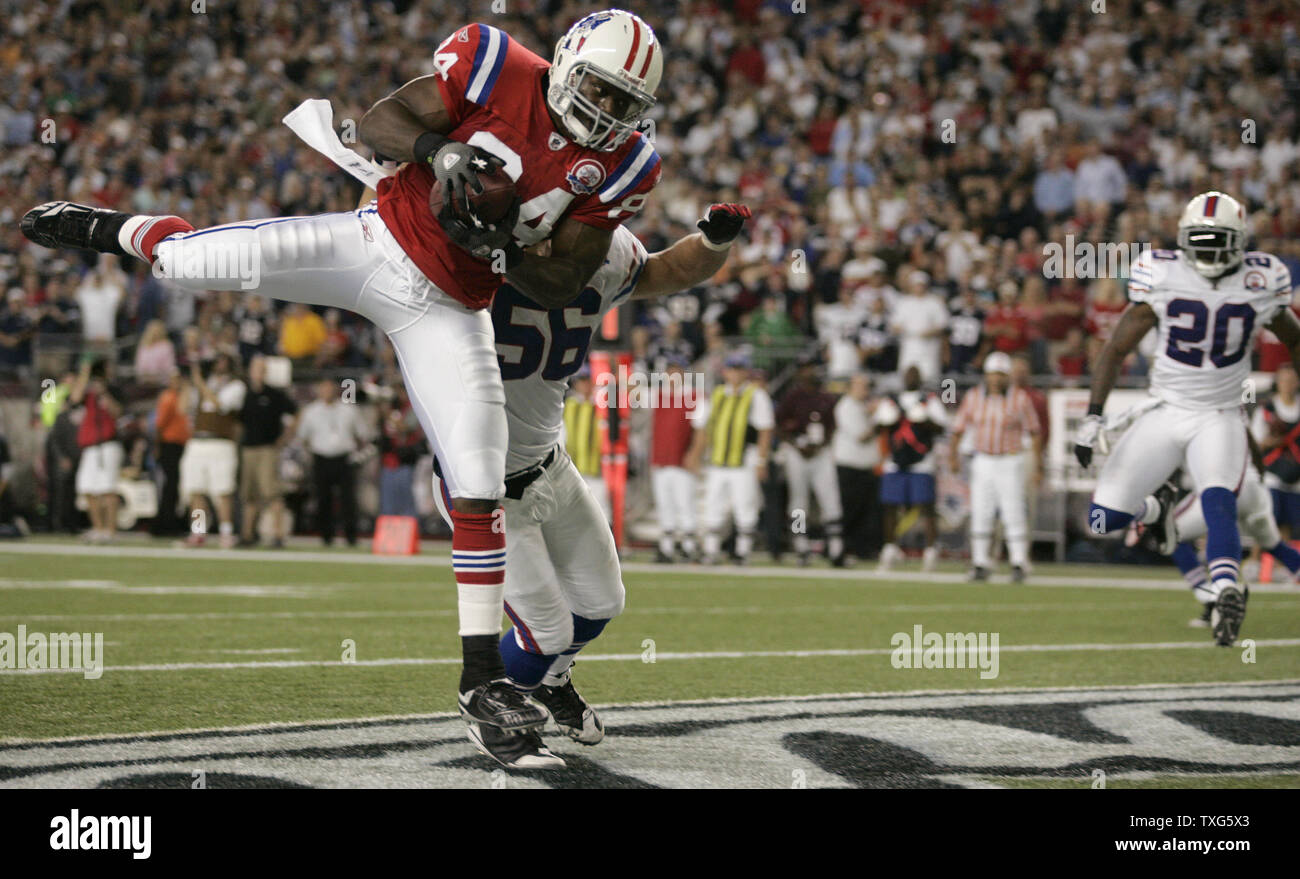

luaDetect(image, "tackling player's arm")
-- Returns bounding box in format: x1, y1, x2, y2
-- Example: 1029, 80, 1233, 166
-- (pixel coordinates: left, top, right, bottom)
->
1073, 302, 1157, 467
1266, 308, 1300, 376
632, 204, 752, 300
503, 216, 612, 308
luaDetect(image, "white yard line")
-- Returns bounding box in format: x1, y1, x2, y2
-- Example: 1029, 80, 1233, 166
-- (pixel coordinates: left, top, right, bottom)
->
4, 638, 1298, 675
3, 539, 1298, 592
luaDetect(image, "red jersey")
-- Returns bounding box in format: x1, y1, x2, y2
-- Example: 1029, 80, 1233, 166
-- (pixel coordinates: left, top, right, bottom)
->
1085, 300, 1125, 342
651, 388, 696, 468
376, 23, 663, 310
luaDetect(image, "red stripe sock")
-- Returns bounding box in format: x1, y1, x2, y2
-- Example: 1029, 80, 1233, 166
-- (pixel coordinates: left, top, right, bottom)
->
126, 216, 194, 263
450, 509, 506, 634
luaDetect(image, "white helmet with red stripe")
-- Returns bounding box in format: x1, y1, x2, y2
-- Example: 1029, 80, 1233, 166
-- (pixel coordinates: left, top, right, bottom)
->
1177, 190, 1248, 277
549, 9, 662, 152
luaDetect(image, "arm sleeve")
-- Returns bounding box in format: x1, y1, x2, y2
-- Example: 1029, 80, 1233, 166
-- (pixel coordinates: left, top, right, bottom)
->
432, 24, 513, 123
1127, 249, 1156, 304
749, 389, 776, 431
570, 136, 662, 230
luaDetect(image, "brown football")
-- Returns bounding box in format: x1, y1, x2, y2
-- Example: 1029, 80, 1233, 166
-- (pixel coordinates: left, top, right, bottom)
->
428, 165, 518, 226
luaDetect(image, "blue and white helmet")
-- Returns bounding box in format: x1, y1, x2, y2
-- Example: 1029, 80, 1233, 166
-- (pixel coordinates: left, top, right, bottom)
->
1177, 191, 1248, 277
548, 10, 662, 152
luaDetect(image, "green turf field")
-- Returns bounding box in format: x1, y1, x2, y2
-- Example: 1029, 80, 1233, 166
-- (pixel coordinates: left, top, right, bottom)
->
1, 541, 1297, 788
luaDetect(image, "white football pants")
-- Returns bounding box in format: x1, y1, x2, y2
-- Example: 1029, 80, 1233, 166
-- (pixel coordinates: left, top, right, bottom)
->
1175, 465, 1280, 549
153, 206, 506, 500
702, 464, 761, 558
435, 448, 624, 656
783, 444, 843, 555
1093, 402, 1248, 514
969, 452, 1030, 568
651, 466, 698, 547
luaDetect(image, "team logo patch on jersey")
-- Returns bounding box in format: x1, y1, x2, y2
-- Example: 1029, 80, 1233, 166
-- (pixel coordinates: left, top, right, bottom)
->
567, 158, 607, 194
1244, 270, 1267, 291
548, 132, 566, 151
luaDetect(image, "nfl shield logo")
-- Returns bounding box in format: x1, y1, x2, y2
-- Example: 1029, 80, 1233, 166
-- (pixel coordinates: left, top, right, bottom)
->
567, 158, 606, 194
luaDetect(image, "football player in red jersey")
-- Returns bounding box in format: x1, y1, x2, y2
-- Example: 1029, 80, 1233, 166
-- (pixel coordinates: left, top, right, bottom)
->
19, 10, 664, 745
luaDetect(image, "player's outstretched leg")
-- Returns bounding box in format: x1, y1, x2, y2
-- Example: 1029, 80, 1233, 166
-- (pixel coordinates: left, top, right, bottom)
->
1201, 486, 1247, 647
531, 618, 610, 745
22, 202, 191, 258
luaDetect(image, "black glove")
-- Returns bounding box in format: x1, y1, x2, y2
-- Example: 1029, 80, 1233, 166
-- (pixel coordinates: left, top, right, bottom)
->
429, 141, 506, 217
438, 198, 520, 264
696, 203, 752, 249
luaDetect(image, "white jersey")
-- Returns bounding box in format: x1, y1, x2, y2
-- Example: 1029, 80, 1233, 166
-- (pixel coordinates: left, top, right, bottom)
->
1129, 248, 1292, 410
491, 225, 649, 473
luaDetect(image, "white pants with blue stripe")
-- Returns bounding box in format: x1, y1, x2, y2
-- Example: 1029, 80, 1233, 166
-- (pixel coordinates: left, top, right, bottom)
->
434, 447, 625, 655
152, 207, 506, 500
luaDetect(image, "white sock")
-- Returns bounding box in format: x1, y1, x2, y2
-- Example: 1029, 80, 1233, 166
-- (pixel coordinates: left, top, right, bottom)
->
736, 531, 753, 559
542, 654, 576, 687
1008, 537, 1029, 567
1138, 496, 1161, 526
971, 535, 992, 568
456, 583, 504, 636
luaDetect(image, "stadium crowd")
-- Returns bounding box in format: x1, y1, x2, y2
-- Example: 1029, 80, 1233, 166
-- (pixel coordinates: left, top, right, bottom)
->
1, 0, 1299, 548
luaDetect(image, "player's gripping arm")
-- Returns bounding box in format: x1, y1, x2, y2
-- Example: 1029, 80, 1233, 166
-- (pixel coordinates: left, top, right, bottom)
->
1072, 302, 1157, 467
1265, 308, 1300, 376
632, 204, 752, 299
358, 76, 503, 211
503, 216, 613, 309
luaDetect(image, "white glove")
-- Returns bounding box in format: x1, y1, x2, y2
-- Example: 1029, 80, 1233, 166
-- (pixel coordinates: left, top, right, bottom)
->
1073, 414, 1109, 467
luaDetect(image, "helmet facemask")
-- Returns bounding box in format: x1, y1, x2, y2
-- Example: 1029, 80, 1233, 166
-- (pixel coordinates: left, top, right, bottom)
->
1177, 225, 1245, 277
551, 62, 655, 152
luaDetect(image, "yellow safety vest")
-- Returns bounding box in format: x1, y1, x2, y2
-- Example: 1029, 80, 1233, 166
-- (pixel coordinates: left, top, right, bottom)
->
564, 397, 601, 476
708, 384, 756, 468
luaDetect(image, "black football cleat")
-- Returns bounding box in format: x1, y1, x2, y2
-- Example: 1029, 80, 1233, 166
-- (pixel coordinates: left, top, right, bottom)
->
20, 201, 128, 254
1211, 584, 1248, 647
653, 548, 674, 564
967, 565, 989, 582
1010, 565, 1027, 583
533, 672, 604, 745
458, 679, 547, 732
1148, 481, 1180, 555
465, 722, 565, 769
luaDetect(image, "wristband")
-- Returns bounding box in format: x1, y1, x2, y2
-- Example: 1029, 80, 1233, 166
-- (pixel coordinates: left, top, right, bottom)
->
413, 131, 450, 165
1087, 403, 1104, 418
699, 233, 734, 252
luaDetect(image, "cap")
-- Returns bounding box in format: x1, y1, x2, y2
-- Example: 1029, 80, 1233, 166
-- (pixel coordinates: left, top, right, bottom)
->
983, 351, 1012, 375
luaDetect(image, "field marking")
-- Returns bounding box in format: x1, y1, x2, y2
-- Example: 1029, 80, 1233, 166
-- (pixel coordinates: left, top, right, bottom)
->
5, 541, 1296, 593
4, 678, 1298, 747
0, 600, 1217, 624
4, 638, 1298, 675
0, 578, 332, 598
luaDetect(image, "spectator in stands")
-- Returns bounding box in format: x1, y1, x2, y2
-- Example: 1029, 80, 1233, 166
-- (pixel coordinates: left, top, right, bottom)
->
181, 354, 245, 549
239, 355, 297, 547
745, 294, 801, 375
1073, 139, 1128, 221
150, 370, 190, 538
1056, 327, 1088, 377
297, 379, 371, 547
378, 390, 425, 520
946, 285, 987, 374
75, 255, 126, 365
833, 372, 883, 563
133, 319, 175, 387
890, 269, 949, 383
0, 288, 34, 376
70, 358, 122, 544
983, 280, 1031, 358
1032, 149, 1075, 220
278, 303, 327, 368
815, 284, 866, 381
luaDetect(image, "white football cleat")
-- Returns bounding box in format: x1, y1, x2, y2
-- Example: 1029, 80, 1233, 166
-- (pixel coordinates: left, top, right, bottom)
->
534, 672, 605, 745
465, 722, 566, 769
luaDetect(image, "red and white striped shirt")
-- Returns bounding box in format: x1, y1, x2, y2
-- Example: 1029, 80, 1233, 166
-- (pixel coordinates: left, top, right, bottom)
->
953, 385, 1041, 455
